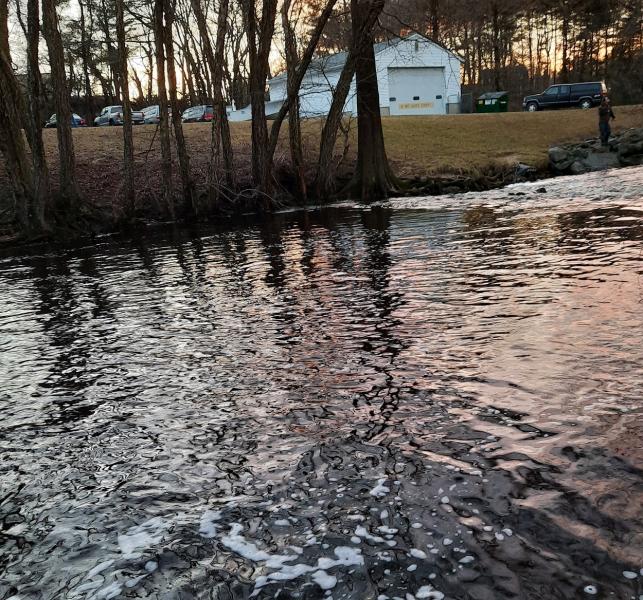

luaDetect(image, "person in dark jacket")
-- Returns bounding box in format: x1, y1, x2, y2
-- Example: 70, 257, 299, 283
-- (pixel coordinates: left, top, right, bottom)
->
598, 97, 615, 147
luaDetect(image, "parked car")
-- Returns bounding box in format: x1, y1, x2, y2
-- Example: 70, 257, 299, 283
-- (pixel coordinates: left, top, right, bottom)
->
141, 105, 172, 125
523, 81, 608, 112
44, 113, 86, 128
181, 105, 214, 123
94, 105, 145, 126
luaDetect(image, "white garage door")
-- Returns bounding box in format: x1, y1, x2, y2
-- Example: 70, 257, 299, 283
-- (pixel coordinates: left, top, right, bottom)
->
388, 67, 446, 116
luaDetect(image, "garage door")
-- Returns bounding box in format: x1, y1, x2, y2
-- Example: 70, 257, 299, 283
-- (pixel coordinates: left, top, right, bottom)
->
388, 67, 446, 116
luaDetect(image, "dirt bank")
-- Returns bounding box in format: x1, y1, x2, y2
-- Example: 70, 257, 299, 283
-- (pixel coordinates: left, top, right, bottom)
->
1, 106, 642, 238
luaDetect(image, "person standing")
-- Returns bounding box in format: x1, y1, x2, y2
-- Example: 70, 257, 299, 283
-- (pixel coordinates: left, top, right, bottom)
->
598, 97, 615, 147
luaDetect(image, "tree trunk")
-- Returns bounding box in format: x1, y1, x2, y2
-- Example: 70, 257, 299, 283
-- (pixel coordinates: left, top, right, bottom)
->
164, 0, 195, 215
260, 0, 337, 198
315, 49, 357, 198
429, 0, 440, 41
78, 0, 94, 123
130, 64, 145, 102
42, 0, 80, 208
242, 0, 278, 197
191, 0, 235, 201
491, 1, 502, 91
213, 0, 235, 191
282, 0, 306, 200
560, 2, 570, 83
25, 0, 49, 230
345, 0, 398, 202
116, 0, 135, 220
0, 0, 34, 231
153, 0, 174, 217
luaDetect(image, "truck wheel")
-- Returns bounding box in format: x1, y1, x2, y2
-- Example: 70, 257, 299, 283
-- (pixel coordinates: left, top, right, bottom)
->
579, 99, 592, 110
109, 119, 115, 126
526, 102, 538, 112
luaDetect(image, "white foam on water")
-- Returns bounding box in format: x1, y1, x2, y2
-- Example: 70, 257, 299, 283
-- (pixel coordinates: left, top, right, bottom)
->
442, 538, 453, 546
5, 523, 28, 536
144, 561, 158, 572
415, 585, 445, 599
223, 522, 363, 595
583, 585, 597, 595
118, 516, 169, 559
377, 526, 398, 535
407, 564, 418, 572
86, 559, 115, 580
73, 581, 102, 594
198, 509, 222, 538
623, 571, 637, 579
94, 582, 122, 600
459, 556, 475, 564
355, 526, 385, 544
274, 519, 290, 526
370, 478, 390, 497
440, 497, 450, 504
221, 523, 280, 564
125, 574, 148, 589
410, 549, 427, 559
311, 570, 337, 590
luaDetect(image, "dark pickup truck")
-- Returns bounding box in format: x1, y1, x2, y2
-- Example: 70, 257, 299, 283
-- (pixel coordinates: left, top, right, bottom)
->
523, 81, 607, 112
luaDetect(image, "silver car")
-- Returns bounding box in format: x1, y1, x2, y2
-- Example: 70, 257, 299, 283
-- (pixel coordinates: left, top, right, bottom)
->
141, 105, 172, 125
94, 105, 145, 126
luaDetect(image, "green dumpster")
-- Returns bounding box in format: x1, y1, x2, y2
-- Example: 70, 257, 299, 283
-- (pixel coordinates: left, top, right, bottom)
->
476, 92, 509, 113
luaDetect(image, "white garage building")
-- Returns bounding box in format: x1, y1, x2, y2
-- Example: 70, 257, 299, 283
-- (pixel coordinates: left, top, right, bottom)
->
268, 33, 463, 118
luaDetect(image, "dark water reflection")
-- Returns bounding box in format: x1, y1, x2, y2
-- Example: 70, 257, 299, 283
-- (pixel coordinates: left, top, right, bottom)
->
1, 168, 642, 600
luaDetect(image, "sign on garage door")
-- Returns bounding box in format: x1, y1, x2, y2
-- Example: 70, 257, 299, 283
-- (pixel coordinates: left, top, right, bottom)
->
388, 67, 446, 116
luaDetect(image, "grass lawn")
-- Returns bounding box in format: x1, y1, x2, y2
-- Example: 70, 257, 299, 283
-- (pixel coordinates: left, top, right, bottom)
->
379, 105, 643, 177
12, 104, 643, 206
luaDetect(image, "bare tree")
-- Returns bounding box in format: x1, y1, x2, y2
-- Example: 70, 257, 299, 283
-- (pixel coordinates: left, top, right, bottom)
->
259, 0, 338, 197
281, 0, 306, 199
213, 0, 235, 191
0, 0, 35, 231
116, 0, 135, 219
153, 0, 174, 217
42, 0, 80, 208
315, 0, 382, 198
242, 0, 279, 197
25, 0, 50, 230
163, 0, 195, 214
346, 0, 398, 201
190, 0, 234, 201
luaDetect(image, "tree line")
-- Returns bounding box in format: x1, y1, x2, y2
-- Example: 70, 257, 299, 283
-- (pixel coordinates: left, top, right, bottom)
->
1, 0, 641, 237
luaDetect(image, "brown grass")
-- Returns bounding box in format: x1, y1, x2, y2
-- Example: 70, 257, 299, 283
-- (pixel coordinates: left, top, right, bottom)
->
7, 104, 643, 209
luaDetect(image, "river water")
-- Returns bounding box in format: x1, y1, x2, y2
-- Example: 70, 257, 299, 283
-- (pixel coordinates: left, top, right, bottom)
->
1, 167, 642, 600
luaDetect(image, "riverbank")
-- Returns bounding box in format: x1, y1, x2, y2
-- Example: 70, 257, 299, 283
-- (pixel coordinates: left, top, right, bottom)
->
1, 105, 642, 239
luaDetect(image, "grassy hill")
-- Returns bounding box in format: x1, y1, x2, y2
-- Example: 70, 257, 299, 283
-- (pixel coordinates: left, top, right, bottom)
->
8, 105, 643, 210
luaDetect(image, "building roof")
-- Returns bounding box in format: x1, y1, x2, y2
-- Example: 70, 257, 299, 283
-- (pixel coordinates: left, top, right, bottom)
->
269, 33, 463, 85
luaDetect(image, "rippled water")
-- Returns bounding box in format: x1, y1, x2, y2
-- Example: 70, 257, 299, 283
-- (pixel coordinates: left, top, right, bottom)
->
1, 167, 642, 600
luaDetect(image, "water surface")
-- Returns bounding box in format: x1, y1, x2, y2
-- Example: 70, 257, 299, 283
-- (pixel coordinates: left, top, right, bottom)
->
1, 167, 642, 600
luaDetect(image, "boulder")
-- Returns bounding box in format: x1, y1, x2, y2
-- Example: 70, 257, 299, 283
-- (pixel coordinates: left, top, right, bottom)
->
549, 146, 570, 164
569, 161, 588, 175
548, 127, 643, 174
617, 128, 643, 166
